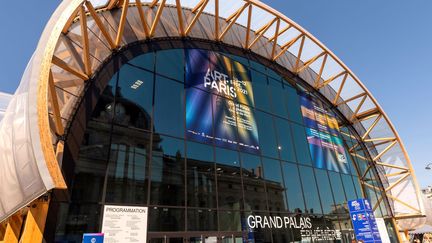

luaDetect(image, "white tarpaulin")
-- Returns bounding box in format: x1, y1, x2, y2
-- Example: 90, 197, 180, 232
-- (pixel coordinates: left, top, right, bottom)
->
0, 0, 73, 222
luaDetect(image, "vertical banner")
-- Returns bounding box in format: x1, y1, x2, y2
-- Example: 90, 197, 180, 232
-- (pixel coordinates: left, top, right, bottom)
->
300, 93, 349, 173
348, 199, 382, 243
185, 49, 259, 153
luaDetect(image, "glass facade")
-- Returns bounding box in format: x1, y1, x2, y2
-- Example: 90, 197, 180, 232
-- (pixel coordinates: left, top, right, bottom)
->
51, 48, 393, 242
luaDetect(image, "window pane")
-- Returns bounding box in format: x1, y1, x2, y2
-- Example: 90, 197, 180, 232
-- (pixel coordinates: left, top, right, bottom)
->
218, 210, 242, 231
155, 49, 184, 81
187, 209, 218, 231
269, 78, 288, 118
314, 169, 335, 214
262, 158, 287, 211
342, 174, 358, 201
250, 60, 266, 73
92, 75, 116, 123
53, 203, 101, 242
74, 85, 114, 204
255, 111, 278, 158
353, 176, 364, 199
115, 65, 153, 130
150, 136, 185, 206
154, 76, 185, 137
267, 68, 281, 81
148, 207, 185, 232
328, 171, 348, 214
281, 162, 305, 213
299, 165, 322, 214
291, 123, 312, 165
186, 141, 216, 208
251, 70, 270, 111
128, 52, 154, 71
274, 117, 296, 162
284, 85, 303, 124
215, 147, 243, 210
105, 127, 151, 204
241, 153, 266, 211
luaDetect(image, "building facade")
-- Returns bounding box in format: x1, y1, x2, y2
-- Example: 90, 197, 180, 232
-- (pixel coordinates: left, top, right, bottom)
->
0, 0, 426, 242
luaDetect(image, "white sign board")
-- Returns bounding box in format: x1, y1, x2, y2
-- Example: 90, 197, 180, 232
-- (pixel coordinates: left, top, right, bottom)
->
102, 205, 148, 243
376, 218, 391, 243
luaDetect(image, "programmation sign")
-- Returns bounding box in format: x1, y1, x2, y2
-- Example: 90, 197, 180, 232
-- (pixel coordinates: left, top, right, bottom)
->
348, 199, 382, 243
101, 205, 148, 243
185, 49, 259, 154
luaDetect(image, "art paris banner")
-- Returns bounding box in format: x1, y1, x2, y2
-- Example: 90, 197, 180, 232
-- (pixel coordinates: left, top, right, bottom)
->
185, 49, 259, 153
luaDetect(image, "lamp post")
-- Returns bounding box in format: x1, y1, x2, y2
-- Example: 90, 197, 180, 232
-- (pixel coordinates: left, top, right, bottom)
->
426, 163, 432, 170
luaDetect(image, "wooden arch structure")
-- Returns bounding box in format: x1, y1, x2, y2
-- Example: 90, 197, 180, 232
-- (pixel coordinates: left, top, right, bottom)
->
0, 0, 425, 241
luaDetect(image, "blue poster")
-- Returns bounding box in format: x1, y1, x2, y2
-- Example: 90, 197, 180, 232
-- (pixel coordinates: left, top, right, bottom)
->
348, 199, 381, 243
300, 93, 349, 173
185, 49, 259, 154
82, 233, 104, 243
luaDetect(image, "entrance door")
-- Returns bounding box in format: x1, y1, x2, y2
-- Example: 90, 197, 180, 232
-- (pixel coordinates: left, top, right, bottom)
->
148, 232, 243, 243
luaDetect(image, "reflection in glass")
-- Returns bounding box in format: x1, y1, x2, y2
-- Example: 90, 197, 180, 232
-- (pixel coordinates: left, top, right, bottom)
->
281, 162, 305, 213
115, 65, 153, 130
269, 78, 288, 118
328, 171, 348, 214
291, 124, 312, 165
274, 118, 296, 162
218, 210, 242, 231
128, 52, 154, 71
342, 174, 360, 201
215, 148, 243, 210
251, 70, 270, 111
255, 111, 278, 159
54, 203, 101, 242
186, 141, 216, 208
150, 136, 185, 206
314, 169, 335, 214
241, 153, 267, 211
153, 76, 185, 138
105, 126, 151, 204
299, 166, 322, 214
148, 207, 185, 231
156, 49, 184, 81
187, 209, 218, 231
262, 158, 287, 212
283, 84, 303, 124
352, 176, 364, 200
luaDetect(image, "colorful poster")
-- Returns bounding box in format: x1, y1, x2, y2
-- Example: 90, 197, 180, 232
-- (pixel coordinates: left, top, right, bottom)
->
185, 49, 259, 153
300, 93, 349, 173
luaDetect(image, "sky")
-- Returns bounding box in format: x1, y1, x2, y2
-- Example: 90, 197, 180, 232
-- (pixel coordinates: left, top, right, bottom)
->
0, 1, 431, 188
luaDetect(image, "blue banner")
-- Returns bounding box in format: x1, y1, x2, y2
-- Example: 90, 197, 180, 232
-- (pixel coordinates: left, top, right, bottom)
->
299, 93, 350, 174
348, 199, 382, 243
82, 233, 104, 243
185, 49, 259, 154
